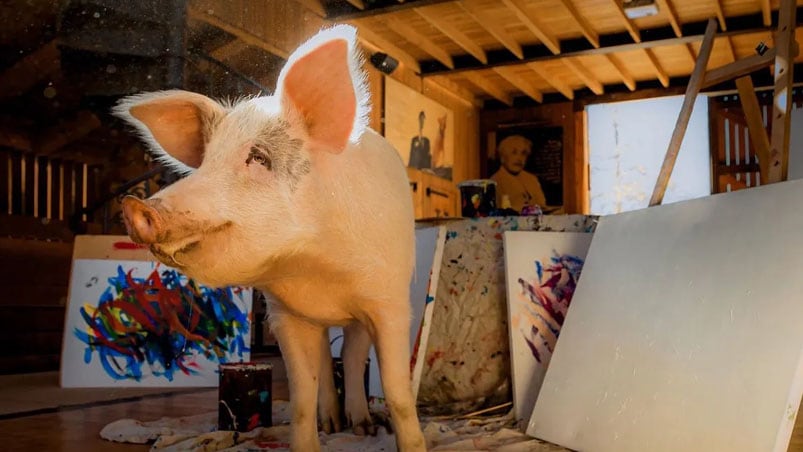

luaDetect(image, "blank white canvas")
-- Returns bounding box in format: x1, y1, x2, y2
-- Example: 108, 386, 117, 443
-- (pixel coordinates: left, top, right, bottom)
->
329, 226, 445, 398
528, 179, 803, 452
503, 231, 593, 423
61, 259, 252, 387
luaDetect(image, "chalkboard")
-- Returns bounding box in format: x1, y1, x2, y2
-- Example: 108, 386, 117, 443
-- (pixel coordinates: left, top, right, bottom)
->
486, 126, 563, 206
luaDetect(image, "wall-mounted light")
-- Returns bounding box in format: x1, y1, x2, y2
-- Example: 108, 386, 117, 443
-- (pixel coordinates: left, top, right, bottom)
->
623, 0, 659, 19
370, 52, 398, 75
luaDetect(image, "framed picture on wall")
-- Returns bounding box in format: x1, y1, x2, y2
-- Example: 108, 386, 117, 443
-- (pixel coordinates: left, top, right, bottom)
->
384, 77, 454, 180
486, 125, 563, 213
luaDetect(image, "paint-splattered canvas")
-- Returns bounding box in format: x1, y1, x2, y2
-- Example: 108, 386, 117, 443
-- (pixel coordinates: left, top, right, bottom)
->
503, 231, 592, 422
61, 259, 252, 387
417, 215, 597, 415
329, 226, 446, 398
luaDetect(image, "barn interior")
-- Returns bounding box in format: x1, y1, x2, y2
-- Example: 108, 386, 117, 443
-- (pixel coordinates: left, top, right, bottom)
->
2, 0, 803, 451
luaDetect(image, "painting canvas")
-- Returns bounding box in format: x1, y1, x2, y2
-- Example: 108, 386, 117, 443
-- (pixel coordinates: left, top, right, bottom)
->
329, 226, 446, 398
61, 259, 252, 387
384, 76, 454, 180
503, 231, 593, 422
486, 126, 564, 212
529, 179, 803, 452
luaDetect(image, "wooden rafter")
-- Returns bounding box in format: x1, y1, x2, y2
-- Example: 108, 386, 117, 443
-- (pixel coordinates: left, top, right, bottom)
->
702, 48, 777, 88
610, 0, 642, 43
527, 62, 574, 99
36, 111, 102, 156
188, 8, 290, 59
735, 77, 770, 182
714, 0, 727, 31
650, 19, 718, 206
492, 66, 544, 103
563, 58, 604, 95
292, 0, 326, 17
209, 39, 249, 62
605, 54, 637, 91
459, 0, 524, 59
386, 16, 454, 68
349, 22, 421, 72
500, 0, 561, 54
557, 0, 599, 48
768, 0, 797, 182
461, 71, 513, 106
760, 0, 771, 27
685, 44, 697, 66
658, 0, 683, 38
413, 6, 488, 64
643, 49, 670, 87
427, 75, 481, 108
346, 0, 365, 10
724, 36, 738, 61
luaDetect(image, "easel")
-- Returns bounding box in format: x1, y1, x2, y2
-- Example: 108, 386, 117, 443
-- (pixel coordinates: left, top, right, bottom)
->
649, 0, 799, 206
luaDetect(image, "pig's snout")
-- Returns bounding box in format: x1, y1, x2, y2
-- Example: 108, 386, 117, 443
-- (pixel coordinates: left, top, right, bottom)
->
121, 196, 165, 244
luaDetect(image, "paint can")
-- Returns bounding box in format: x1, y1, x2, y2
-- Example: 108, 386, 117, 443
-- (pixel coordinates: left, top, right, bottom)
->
457, 179, 497, 217
332, 357, 370, 426
218, 362, 273, 432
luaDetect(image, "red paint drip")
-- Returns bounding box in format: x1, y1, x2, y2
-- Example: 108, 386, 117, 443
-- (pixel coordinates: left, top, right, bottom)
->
113, 241, 148, 250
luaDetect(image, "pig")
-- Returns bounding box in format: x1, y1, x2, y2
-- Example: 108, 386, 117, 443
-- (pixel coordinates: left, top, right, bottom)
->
114, 25, 426, 452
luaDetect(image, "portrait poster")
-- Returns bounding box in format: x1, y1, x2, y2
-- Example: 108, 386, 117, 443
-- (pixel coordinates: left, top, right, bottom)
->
385, 77, 454, 180
487, 126, 564, 210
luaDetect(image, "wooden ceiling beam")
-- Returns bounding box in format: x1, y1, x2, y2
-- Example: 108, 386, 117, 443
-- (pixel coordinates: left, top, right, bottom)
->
760, 0, 771, 27
459, 0, 524, 59
702, 48, 777, 88
643, 49, 670, 87
386, 16, 455, 68
413, 6, 488, 64
209, 39, 249, 62
527, 62, 574, 99
461, 71, 513, 106
500, 0, 561, 54
714, 0, 727, 31
349, 22, 422, 72
492, 66, 544, 103
346, 0, 365, 9
563, 58, 604, 95
658, 0, 683, 37
557, 0, 599, 48
36, 111, 102, 156
427, 75, 482, 108
605, 54, 637, 91
188, 7, 290, 59
325, 0, 454, 20
610, 0, 642, 42
292, 0, 326, 16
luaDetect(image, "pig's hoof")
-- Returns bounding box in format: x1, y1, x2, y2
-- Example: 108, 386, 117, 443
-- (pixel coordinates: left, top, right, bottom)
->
351, 417, 377, 436
319, 415, 341, 434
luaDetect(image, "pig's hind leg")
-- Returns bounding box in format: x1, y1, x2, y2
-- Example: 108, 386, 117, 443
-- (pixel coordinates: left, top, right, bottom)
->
342, 322, 376, 435
317, 332, 341, 434
269, 311, 326, 452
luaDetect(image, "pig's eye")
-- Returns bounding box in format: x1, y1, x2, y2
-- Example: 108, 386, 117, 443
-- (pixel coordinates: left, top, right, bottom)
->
246, 148, 272, 170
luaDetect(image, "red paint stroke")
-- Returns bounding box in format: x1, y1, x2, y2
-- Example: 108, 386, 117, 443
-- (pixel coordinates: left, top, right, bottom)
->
427, 350, 445, 367
113, 241, 148, 250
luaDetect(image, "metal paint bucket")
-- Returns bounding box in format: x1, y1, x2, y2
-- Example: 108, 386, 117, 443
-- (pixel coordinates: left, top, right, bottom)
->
457, 179, 497, 217
218, 362, 273, 432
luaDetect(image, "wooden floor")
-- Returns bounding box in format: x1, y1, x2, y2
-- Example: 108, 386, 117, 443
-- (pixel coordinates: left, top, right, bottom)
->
0, 356, 289, 452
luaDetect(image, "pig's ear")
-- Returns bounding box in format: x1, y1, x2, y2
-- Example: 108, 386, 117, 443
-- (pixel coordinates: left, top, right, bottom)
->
113, 90, 226, 174
276, 25, 370, 154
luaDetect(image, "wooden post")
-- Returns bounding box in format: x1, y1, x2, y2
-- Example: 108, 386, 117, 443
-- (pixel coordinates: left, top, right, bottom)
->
735, 76, 771, 182
768, 0, 797, 183
649, 18, 718, 207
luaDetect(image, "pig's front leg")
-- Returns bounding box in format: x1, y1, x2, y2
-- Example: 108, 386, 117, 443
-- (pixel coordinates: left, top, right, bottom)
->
371, 309, 427, 451
342, 322, 375, 435
269, 310, 325, 452
317, 331, 340, 434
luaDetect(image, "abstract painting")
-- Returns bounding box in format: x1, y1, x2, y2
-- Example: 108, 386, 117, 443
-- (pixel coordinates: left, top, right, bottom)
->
503, 231, 592, 422
61, 259, 252, 387
529, 179, 803, 452
384, 76, 454, 180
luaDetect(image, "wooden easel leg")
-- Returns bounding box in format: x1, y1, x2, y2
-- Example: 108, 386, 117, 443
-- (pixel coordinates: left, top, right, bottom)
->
735, 76, 771, 183
649, 19, 718, 207
768, 0, 797, 183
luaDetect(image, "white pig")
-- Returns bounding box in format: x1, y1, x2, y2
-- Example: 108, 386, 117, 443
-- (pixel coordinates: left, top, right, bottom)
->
114, 25, 426, 452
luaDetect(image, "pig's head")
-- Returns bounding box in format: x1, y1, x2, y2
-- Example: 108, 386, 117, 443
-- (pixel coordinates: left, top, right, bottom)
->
114, 25, 370, 287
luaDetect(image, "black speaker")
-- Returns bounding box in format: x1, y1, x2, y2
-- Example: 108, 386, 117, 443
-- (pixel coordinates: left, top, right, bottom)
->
370, 52, 398, 75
